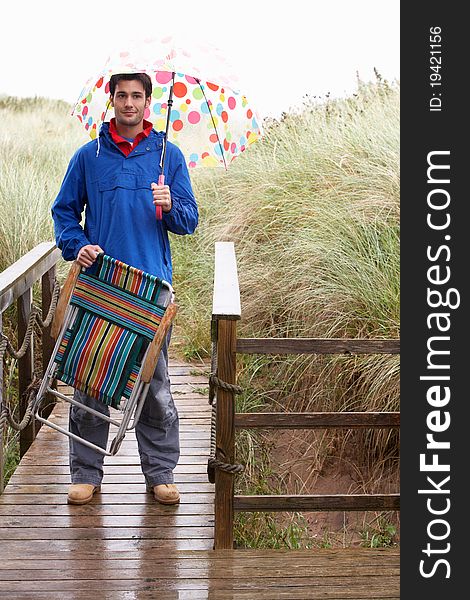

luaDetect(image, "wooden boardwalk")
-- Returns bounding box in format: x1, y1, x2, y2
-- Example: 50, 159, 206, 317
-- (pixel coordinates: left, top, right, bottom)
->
0, 360, 399, 599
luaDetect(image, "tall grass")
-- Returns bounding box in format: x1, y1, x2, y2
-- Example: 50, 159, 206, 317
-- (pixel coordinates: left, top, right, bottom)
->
0, 96, 86, 271
174, 77, 400, 431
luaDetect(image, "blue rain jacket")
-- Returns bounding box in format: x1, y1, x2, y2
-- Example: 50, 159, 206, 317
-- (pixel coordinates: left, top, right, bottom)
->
51, 123, 198, 283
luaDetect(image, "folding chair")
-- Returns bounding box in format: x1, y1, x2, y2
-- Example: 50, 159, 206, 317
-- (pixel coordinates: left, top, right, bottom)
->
33, 253, 177, 456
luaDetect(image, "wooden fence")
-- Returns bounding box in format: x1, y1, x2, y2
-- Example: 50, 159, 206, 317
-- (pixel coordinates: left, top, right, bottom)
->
0, 242, 62, 491
211, 241, 400, 549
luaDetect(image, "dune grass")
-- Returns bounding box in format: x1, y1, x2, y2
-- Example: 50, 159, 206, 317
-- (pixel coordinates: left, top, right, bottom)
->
0, 96, 87, 271
173, 76, 399, 425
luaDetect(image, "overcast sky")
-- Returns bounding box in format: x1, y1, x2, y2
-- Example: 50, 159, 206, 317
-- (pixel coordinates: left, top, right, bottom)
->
0, 0, 399, 119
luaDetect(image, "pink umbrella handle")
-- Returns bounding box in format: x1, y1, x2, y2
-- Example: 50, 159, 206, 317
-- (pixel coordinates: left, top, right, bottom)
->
155, 174, 164, 220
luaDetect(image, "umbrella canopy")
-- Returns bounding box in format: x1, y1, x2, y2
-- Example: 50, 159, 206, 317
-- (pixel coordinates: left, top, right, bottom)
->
72, 35, 262, 169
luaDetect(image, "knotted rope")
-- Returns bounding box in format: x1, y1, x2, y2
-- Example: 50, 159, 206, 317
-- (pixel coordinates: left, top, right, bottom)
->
0, 377, 41, 432
207, 326, 245, 482
0, 279, 60, 361
0, 279, 60, 436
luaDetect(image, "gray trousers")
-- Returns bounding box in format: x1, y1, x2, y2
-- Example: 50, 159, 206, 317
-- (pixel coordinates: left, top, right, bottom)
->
69, 330, 180, 487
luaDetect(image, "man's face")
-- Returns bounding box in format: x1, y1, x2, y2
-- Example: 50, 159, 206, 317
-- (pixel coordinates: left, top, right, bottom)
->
110, 79, 151, 129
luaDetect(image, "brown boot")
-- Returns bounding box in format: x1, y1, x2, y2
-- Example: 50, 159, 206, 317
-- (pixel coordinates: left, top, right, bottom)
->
147, 483, 180, 505
67, 484, 101, 505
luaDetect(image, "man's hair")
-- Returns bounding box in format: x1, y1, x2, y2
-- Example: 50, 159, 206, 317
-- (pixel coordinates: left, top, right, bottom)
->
109, 73, 152, 99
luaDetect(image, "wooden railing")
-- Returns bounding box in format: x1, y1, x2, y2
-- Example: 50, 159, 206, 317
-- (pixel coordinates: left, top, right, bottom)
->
0, 242, 62, 491
211, 241, 400, 549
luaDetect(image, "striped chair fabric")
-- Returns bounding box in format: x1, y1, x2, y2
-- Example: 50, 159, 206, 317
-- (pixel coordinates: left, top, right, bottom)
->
55, 255, 166, 408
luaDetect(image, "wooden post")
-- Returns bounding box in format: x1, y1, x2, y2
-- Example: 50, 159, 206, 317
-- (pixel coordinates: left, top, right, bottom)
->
40, 266, 56, 419
214, 318, 237, 549
18, 288, 35, 457
212, 242, 241, 550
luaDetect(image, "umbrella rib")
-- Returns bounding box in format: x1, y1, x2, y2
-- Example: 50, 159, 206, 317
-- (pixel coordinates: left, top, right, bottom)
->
160, 72, 176, 174
196, 79, 228, 170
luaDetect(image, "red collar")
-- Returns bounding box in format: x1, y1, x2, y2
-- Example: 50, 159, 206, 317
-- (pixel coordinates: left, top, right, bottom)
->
108, 118, 153, 156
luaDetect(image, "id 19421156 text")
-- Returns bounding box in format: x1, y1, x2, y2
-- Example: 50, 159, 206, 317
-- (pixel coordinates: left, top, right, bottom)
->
429, 26, 442, 112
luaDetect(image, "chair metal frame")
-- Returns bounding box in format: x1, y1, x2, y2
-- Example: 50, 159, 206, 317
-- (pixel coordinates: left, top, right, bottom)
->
33, 257, 177, 456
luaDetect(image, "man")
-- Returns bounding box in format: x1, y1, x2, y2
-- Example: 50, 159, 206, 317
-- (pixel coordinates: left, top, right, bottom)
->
52, 72, 198, 505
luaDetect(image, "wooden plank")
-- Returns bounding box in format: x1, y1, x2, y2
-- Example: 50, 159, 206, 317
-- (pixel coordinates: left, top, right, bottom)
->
235, 412, 400, 429
0, 588, 400, 600
212, 242, 241, 320
23, 436, 210, 448
0, 527, 214, 540
41, 414, 212, 424
0, 493, 215, 505
14, 443, 210, 455
12, 463, 208, 474
0, 553, 399, 570
0, 503, 215, 516
167, 368, 209, 376
0, 539, 214, 553
236, 338, 400, 355
0, 243, 61, 312
0, 588, 399, 599
214, 318, 237, 549
0, 564, 399, 580
36, 419, 211, 433
18, 455, 208, 465
36, 419, 209, 428
0, 575, 400, 592
1, 515, 214, 528
0, 548, 399, 561
2, 482, 214, 494
7, 473, 210, 484
171, 382, 210, 393
20, 447, 209, 457
234, 494, 400, 512
168, 375, 209, 383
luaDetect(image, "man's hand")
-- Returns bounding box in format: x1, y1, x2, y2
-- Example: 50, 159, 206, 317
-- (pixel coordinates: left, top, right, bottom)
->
151, 182, 172, 213
76, 244, 104, 268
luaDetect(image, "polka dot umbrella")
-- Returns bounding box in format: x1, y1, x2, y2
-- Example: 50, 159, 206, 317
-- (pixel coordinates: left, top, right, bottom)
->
73, 35, 263, 217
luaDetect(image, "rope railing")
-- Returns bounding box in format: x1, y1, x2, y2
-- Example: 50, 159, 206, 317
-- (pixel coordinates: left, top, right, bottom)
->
0, 279, 60, 434
207, 334, 245, 482
0, 279, 60, 359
